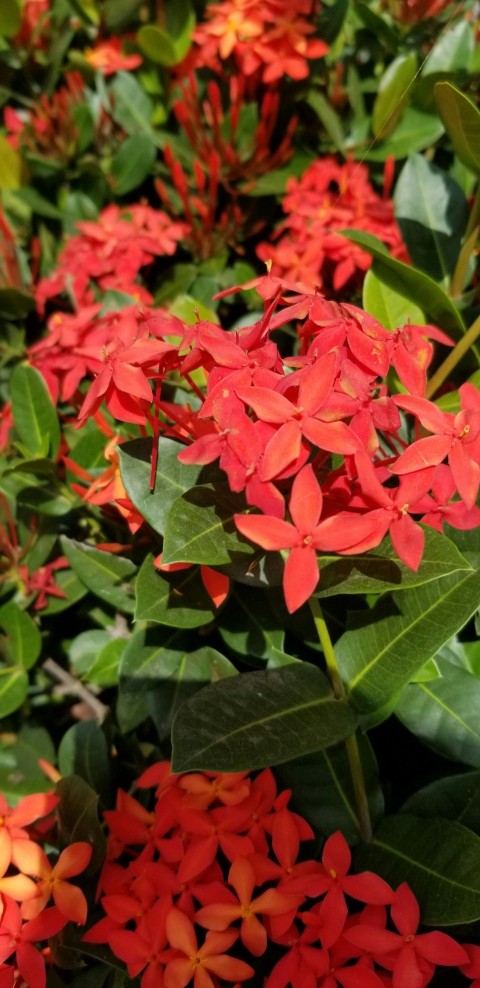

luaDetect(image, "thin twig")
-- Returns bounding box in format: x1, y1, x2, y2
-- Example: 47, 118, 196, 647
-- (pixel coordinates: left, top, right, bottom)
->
42, 658, 108, 723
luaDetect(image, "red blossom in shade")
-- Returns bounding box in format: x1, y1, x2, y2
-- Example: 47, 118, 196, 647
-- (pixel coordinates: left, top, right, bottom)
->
234, 465, 384, 612
0, 898, 67, 988
343, 882, 468, 988
108, 894, 173, 988
288, 831, 393, 909
164, 907, 254, 988
16, 841, 92, 924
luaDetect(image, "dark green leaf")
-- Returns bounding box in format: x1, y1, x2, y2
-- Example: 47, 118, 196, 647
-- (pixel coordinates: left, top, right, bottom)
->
147, 645, 237, 741
56, 775, 106, 872
394, 154, 468, 282
10, 364, 60, 459
218, 585, 286, 663
402, 771, 480, 835
110, 135, 156, 196
336, 567, 480, 712
355, 814, 480, 925
119, 625, 190, 693
396, 662, 480, 767
315, 528, 470, 597
58, 723, 113, 807
341, 230, 466, 336
162, 484, 255, 567
171, 663, 358, 772
0, 667, 28, 718
118, 437, 203, 536
60, 538, 136, 614
0, 288, 34, 319
109, 72, 154, 137
0, 600, 41, 670
135, 554, 217, 628
0, 724, 55, 802
435, 81, 480, 173
276, 735, 384, 844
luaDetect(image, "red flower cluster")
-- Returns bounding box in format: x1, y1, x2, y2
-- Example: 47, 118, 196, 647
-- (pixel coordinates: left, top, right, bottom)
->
190, 0, 328, 83
0, 792, 92, 988
82, 37, 143, 75
256, 158, 407, 293
84, 761, 475, 988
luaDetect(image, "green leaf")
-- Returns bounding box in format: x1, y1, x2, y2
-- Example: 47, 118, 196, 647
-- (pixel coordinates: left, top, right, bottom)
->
56, 775, 106, 872
358, 107, 443, 163
396, 662, 480, 767
86, 638, 127, 688
355, 814, 480, 925
422, 20, 474, 76
60, 537, 136, 614
372, 53, 417, 140
394, 154, 468, 282
147, 645, 237, 741
116, 688, 150, 734
109, 72, 154, 137
110, 134, 156, 196
137, 24, 178, 65
118, 437, 203, 536
341, 230, 466, 336
0, 288, 34, 319
119, 626, 190, 693
0, 724, 55, 802
58, 722, 113, 807
0, 666, 28, 718
402, 771, 480, 835
0, 0, 21, 36
218, 585, 286, 663
10, 364, 60, 459
435, 82, 480, 173
315, 528, 470, 598
162, 484, 255, 567
137, 0, 194, 65
0, 600, 41, 670
363, 269, 425, 329
41, 569, 88, 615
171, 663, 358, 772
336, 567, 480, 713
307, 91, 345, 153
135, 554, 217, 628
243, 153, 315, 197
276, 735, 384, 844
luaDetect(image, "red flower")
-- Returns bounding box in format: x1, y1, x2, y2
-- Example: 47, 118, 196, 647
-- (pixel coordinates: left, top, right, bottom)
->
164, 907, 254, 988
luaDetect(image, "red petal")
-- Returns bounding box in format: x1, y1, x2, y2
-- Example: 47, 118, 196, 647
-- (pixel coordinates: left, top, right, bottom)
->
283, 546, 319, 613
234, 514, 298, 551
392, 436, 451, 473
289, 465, 323, 532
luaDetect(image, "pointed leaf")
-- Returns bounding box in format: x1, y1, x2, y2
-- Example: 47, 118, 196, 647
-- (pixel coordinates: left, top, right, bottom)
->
58, 723, 113, 808
162, 484, 255, 566
396, 661, 480, 767
363, 269, 425, 329
341, 230, 466, 336
60, 537, 136, 613
402, 771, 480, 835
56, 775, 106, 872
0, 600, 41, 670
336, 566, 480, 712
119, 626, 190, 693
0, 666, 28, 718
171, 663, 358, 772
435, 82, 480, 173
110, 135, 156, 196
147, 645, 237, 741
10, 364, 60, 459
118, 437, 203, 536
355, 814, 480, 925
372, 53, 417, 140
218, 585, 286, 663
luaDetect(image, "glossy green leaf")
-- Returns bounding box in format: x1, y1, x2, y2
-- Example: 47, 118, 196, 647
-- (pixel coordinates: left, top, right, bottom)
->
116, 688, 150, 733
422, 20, 474, 76
171, 663, 358, 772
147, 645, 237, 741
56, 775, 106, 872
363, 269, 425, 329
315, 527, 470, 598
0, 725, 55, 802
58, 723, 113, 807
137, 25, 178, 65
394, 154, 468, 282
435, 82, 480, 173
372, 53, 417, 140
341, 230, 466, 336
0, 666, 28, 718
355, 814, 480, 925
218, 585, 286, 663
110, 134, 156, 196
135, 554, 217, 628
137, 0, 194, 65
119, 626, 190, 693
402, 771, 480, 835
276, 735, 384, 844
396, 662, 480, 767
60, 538, 136, 614
358, 107, 443, 162
86, 638, 127, 688
0, 600, 41, 670
162, 484, 255, 567
119, 437, 203, 536
10, 364, 60, 459
0, 0, 21, 36
109, 72, 154, 137
336, 566, 480, 712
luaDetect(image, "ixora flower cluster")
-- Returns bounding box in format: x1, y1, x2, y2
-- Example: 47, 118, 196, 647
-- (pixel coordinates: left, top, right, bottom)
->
81, 762, 478, 988
28, 255, 480, 614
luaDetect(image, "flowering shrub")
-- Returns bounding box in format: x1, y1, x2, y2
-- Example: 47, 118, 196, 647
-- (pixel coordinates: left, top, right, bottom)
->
0, 0, 480, 985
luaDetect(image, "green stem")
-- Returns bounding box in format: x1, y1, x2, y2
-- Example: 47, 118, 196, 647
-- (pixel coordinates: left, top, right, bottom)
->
425, 312, 480, 401
309, 597, 372, 842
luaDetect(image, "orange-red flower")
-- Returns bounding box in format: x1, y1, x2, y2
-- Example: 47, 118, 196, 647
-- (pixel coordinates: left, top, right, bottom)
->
164, 906, 254, 988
